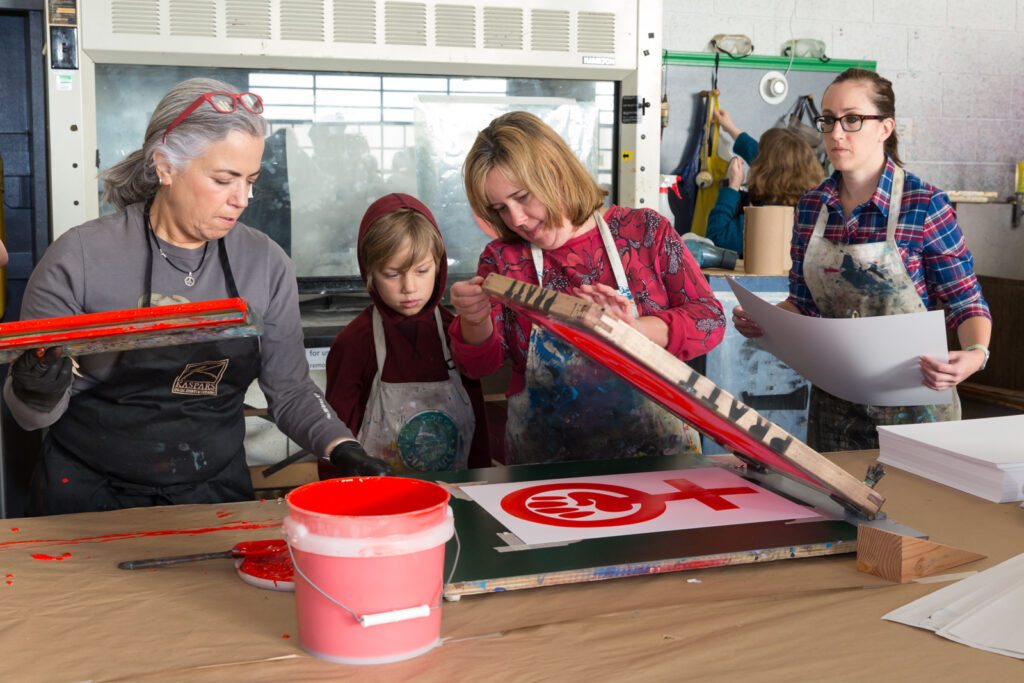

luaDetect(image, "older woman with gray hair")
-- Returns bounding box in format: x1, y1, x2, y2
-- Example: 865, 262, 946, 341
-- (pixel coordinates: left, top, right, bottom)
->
4, 77, 386, 515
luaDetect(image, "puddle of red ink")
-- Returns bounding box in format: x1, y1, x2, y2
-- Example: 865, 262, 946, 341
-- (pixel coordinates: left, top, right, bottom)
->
282, 634, 290, 639
5, 574, 12, 585
32, 552, 72, 561
61, 478, 68, 483
239, 551, 293, 584
10, 528, 18, 532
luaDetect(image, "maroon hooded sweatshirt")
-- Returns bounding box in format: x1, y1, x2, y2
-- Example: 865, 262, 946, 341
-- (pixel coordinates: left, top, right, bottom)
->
323, 193, 490, 475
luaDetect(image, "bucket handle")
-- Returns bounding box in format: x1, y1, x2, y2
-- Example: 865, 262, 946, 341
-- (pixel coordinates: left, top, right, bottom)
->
285, 529, 461, 629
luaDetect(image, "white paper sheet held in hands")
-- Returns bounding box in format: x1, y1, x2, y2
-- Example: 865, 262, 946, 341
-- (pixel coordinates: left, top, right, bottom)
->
726, 277, 952, 407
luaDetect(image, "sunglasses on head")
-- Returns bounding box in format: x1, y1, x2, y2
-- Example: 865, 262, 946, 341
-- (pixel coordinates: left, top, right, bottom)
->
162, 91, 264, 143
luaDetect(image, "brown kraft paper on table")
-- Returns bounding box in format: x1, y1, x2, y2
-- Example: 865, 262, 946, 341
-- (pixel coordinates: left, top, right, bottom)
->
0, 451, 1018, 682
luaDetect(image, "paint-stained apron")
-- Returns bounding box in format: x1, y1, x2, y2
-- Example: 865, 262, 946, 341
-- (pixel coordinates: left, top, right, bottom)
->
802, 166, 959, 452
357, 306, 474, 472
28, 229, 261, 515
505, 212, 701, 465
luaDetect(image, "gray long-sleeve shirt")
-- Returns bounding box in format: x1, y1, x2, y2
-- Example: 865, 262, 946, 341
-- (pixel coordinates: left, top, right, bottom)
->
3, 202, 353, 457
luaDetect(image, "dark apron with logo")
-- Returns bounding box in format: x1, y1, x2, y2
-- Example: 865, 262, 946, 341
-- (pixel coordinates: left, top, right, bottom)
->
27, 231, 261, 515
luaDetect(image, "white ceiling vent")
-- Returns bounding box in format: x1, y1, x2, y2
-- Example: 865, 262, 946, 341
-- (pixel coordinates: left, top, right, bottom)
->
435, 4, 475, 48
280, 0, 325, 41
169, 0, 217, 37
111, 0, 161, 35
483, 6, 522, 50
85, 1, 635, 78
226, 0, 272, 39
531, 9, 569, 53
385, 1, 427, 46
335, 0, 377, 44
578, 11, 614, 54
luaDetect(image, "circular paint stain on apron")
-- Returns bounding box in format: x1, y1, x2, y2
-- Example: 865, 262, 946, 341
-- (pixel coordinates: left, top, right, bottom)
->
397, 411, 458, 471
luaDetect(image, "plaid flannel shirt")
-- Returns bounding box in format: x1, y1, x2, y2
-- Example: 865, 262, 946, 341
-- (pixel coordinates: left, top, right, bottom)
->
787, 157, 990, 329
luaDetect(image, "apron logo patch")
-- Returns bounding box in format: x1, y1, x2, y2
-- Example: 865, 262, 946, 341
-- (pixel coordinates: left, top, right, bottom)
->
172, 359, 230, 396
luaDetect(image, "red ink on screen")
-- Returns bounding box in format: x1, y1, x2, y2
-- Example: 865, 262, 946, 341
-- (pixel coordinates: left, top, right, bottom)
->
502, 478, 757, 528
61, 478, 69, 483
524, 311, 819, 487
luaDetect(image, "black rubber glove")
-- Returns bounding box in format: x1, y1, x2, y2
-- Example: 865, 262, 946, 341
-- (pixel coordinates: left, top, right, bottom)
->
328, 440, 392, 477
10, 347, 73, 412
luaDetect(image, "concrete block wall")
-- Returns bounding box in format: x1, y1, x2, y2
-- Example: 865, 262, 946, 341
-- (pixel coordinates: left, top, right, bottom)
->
663, 0, 1024, 197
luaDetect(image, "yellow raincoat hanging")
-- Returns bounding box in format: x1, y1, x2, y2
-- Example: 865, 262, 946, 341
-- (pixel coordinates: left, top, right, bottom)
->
689, 90, 729, 237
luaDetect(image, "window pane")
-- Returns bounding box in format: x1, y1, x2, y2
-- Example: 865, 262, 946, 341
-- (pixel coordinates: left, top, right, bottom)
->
95, 65, 616, 289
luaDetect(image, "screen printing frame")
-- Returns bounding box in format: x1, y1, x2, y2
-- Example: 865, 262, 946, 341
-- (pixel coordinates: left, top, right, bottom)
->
417, 454, 920, 599
416, 275, 912, 598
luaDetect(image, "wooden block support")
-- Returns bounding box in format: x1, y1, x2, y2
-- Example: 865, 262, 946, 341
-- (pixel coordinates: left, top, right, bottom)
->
856, 525, 985, 583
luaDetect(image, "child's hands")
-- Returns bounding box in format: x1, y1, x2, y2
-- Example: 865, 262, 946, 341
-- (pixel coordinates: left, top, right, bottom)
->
450, 276, 494, 344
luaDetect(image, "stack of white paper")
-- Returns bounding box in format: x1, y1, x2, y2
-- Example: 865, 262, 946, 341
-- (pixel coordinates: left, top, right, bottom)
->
883, 553, 1024, 659
877, 415, 1024, 503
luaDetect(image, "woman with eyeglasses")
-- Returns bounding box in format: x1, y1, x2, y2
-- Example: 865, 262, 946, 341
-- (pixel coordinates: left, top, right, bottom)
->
4, 77, 387, 515
732, 68, 991, 452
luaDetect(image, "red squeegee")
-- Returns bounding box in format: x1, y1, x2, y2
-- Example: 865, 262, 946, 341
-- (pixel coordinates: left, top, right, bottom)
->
0, 298, 262, 363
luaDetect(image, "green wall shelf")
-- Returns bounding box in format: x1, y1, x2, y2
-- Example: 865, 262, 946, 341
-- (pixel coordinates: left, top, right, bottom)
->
663, 51, 876, 73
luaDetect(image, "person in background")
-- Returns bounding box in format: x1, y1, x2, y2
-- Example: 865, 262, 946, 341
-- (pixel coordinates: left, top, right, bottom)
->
707, 109, 824, 255
449, 111, 726, 465
323, 193, 490, 476
4, 77, 387, 516
732, 69, 992, 452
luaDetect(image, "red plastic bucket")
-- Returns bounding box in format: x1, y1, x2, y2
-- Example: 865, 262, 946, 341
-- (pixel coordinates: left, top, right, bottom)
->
283, 477, 454, 664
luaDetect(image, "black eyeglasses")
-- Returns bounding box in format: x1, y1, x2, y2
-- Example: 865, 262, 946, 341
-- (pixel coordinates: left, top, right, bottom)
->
813, 114, 887, 133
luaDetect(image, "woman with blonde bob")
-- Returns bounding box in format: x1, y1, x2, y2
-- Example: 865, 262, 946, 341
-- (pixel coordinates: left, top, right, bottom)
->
706, 117, 825, 255
449, 111, 727, 465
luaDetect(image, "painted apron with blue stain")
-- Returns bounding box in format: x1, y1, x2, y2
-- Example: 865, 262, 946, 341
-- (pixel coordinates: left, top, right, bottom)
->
357, 306, 474, 472
802, 166, 960, 452
505, 212, 701, 465
29, 224, 261, 515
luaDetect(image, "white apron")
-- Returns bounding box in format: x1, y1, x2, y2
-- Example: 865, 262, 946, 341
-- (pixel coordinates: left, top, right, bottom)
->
504, 211, 702, 465
357, 307, 475, 472
802, 166, 960, 452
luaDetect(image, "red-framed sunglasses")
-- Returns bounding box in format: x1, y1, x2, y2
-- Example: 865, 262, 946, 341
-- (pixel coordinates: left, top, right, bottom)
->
162, 91, 264, 143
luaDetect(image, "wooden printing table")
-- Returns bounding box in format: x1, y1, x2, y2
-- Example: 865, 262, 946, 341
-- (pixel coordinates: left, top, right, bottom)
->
2, 450, 1022, 682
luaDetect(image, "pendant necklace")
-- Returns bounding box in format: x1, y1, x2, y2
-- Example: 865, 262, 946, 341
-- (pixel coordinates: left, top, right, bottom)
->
145, 203, 209, 287
157, 241, 208, 287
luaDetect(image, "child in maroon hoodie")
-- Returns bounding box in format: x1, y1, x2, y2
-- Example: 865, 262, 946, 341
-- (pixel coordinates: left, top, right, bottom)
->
321, 194, 490, 476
